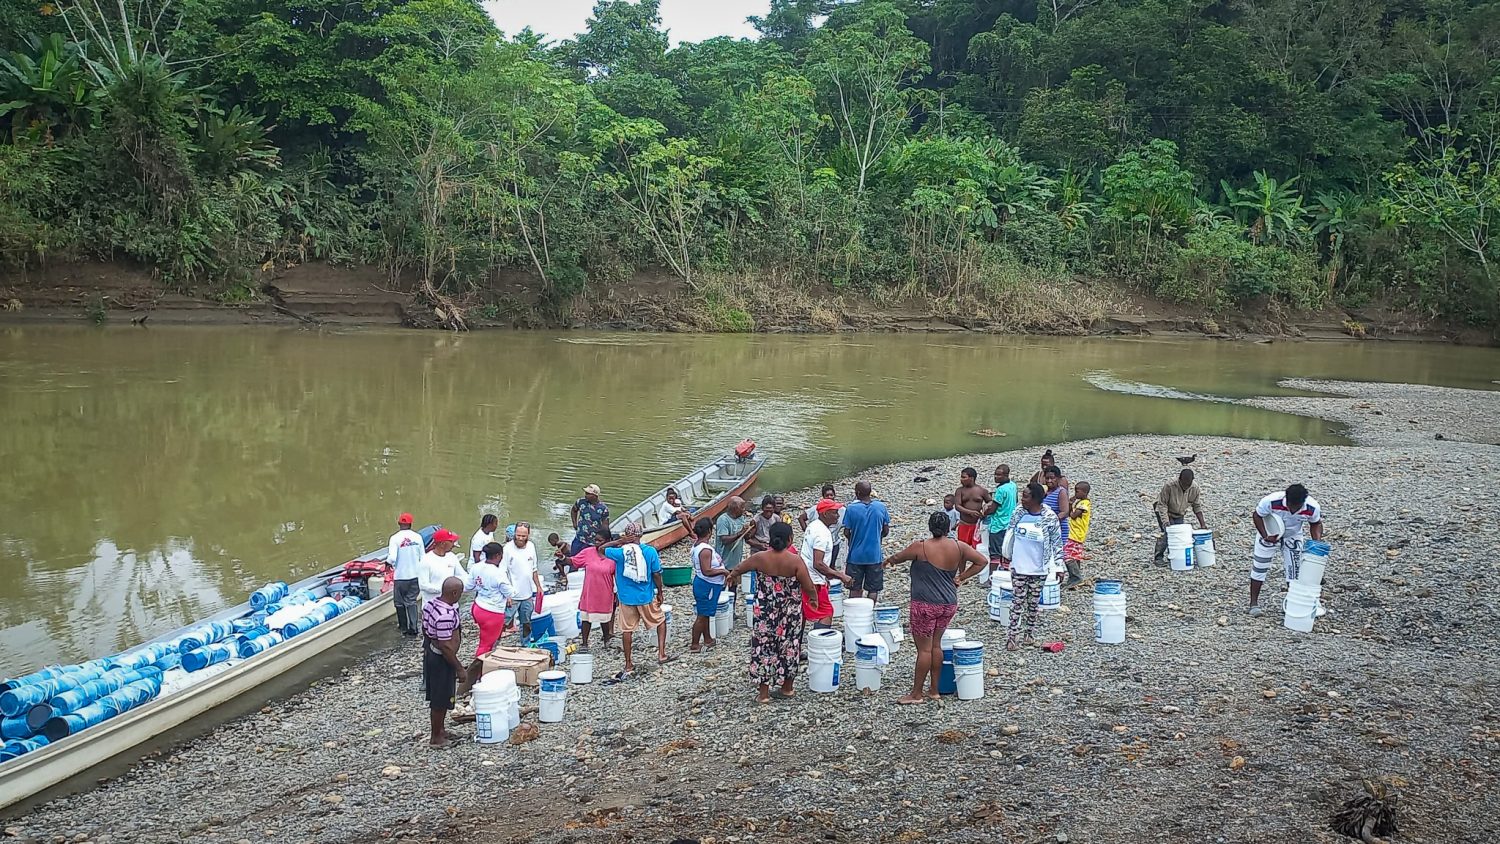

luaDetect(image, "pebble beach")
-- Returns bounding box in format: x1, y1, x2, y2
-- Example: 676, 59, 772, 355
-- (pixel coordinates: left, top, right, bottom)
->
6, 379, 1499, 844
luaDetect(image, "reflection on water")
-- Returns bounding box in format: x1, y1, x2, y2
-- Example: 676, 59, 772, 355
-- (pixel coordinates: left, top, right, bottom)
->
1, 326, 1497, 673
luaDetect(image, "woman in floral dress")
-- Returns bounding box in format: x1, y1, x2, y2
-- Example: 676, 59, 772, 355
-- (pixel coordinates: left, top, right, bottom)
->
729, 522, 819, 703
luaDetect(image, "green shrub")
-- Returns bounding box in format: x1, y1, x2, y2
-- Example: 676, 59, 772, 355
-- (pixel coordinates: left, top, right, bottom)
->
1162, 225, 1322, 309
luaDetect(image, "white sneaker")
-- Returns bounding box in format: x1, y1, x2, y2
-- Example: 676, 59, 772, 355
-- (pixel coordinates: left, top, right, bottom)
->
1248, 604, 1263, 617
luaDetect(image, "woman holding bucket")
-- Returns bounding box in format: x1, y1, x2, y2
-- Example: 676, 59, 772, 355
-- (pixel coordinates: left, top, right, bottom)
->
882, 511, 990, 704
1000, 483, 1064, 651
729, 522, 819, 703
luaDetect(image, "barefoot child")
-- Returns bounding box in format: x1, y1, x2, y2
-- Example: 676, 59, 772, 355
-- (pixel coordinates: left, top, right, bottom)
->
1064, 481, 1091, 588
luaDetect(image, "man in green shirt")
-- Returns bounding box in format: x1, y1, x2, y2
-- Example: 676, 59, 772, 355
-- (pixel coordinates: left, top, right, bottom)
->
715, 496, 754, 570
986, 464, 1018, 570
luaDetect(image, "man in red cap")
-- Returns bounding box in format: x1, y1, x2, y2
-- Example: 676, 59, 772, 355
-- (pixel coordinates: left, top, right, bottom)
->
800, 499, 850, 630
419, 528, 469, 605
386, 513, 425, 635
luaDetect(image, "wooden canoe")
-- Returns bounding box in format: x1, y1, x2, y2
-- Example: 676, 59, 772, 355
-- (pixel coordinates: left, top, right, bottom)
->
0, 552, 395, 812
609, 451, 766, 551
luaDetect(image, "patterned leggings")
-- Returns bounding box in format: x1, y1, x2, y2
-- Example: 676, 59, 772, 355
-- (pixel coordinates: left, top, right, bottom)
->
1007, 573, 1044, 644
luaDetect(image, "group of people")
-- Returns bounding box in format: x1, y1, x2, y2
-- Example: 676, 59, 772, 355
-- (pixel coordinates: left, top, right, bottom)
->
398, 456, 1325, 743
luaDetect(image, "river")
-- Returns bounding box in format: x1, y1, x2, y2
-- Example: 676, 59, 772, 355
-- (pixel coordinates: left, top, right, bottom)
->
1, 325, 1497, 673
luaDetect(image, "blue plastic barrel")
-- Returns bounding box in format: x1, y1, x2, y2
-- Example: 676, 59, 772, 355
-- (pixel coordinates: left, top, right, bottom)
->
249, 581, 289, 610
0, 715, 33, 740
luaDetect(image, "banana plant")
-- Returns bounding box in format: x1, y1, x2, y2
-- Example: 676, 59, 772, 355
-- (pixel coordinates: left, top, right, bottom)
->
1221, 170, 1307, 246
0, 33, 100, 142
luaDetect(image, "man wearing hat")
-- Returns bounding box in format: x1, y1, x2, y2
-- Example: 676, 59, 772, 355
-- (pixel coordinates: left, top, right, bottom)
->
570, 484, 610, 554
386, 513, 426, 636
419, 528, 469, 605
801, 499, 850, 630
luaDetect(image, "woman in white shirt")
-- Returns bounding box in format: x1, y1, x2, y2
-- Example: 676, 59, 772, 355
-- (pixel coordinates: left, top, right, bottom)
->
464, 540, 515, 681
998, 482, 1062, 651
419, 529, 469, 604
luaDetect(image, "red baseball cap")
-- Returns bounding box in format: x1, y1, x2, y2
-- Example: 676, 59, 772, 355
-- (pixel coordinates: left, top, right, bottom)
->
398, 512, 414, 525
815, 499, 842, 514
432, 528, 459, 543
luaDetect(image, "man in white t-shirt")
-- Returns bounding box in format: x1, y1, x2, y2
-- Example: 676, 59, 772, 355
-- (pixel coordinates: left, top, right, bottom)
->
798, 485, 843, 570
469, 513, 499, 565
1248, 483, 1324, 616
800, 499, 849, 631
503, 523, 544, 639
385, 512, 426, 636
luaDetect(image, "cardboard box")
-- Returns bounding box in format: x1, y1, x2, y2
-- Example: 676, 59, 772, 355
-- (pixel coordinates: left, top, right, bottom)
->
480, 646, 552, 687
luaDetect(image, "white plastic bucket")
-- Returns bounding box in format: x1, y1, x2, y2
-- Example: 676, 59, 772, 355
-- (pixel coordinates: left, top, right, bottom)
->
828, 580, 845, 619
538, 670, 567, 722
714, 592, 733, 637
661, 603, 675, 639
854, 633, 884, 691
1191, 530, 1216, 568
1298, 540, 1330, 587
843, 598, 875, 653
1282, 581, 1320, 633
953, 640, 984, 700
806, 629, 843, 693
1039, 574, 1061, 610
1167, 524, 1195, 571
473, 686, 512, 744
570, 652, 594, 685
567, 571, 586, 591
987, 589, 1012, 625
1093, 590, 1127, 645
874, 605, 900, 628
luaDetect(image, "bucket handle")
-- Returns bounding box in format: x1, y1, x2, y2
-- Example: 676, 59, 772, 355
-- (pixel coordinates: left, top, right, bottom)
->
1279, 595, 1317, 618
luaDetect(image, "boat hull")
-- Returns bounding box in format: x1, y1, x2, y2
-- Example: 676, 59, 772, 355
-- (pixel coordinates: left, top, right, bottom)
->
0, 578, 391, 812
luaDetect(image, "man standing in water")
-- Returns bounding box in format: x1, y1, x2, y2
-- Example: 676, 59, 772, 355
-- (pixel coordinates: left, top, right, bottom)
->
953, 468, 992, 552
386, 513, 425, 636
421, 575, 467, 747
1153, 469, 1207, 565
1248, 484, 1324, 616
570, 484, 609, 554
987, 465, 1018, 570
842, 481, 890, 603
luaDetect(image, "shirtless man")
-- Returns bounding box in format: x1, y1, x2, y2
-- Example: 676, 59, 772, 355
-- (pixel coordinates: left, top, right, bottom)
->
953, 467, 992, 551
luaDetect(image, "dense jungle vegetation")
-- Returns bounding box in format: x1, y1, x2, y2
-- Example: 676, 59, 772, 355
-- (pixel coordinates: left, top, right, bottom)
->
1, 0, 1497, 327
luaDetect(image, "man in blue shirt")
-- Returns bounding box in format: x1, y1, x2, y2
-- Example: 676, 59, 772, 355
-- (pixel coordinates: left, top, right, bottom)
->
841, 481, 890, 603
602, 522, 668, 680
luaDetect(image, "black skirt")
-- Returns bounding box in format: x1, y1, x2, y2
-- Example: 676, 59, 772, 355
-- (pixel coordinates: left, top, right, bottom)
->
423, 644, 457, 710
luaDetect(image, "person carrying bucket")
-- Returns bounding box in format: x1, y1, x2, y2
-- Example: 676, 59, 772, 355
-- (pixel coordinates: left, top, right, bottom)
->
1248, 484, 1324, 617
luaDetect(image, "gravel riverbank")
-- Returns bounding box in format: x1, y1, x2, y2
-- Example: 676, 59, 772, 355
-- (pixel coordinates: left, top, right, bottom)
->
7, 380, 1499, 844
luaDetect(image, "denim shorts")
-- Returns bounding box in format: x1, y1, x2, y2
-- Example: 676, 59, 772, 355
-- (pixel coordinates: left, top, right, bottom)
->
508, 598, 534, 627
692, 577, 724, 617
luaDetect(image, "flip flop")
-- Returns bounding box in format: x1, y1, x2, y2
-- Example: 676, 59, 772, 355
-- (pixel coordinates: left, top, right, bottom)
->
603, 670, 634, 686
658, 655, 679, 665
769, 689, 794, 701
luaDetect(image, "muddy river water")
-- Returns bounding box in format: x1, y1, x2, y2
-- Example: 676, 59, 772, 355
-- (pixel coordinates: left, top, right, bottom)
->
1, 325, 1496, 673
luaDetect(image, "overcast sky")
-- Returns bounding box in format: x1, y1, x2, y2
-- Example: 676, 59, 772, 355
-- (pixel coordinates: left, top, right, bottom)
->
482, 0, 768, 44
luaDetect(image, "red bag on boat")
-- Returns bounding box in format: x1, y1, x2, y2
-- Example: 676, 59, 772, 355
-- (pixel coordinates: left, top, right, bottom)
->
734, 439, 756, 459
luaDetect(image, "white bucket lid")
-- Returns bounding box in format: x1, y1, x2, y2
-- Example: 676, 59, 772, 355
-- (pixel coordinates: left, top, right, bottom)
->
856, 633, 884, 647
844, 598, 875, 610
954, 640, 983, 650
475, 669, 516, 691
940, 628, 967, 644
538, 669, 567, 681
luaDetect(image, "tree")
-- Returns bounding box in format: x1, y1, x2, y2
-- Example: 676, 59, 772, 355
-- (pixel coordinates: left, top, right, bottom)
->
1222, 171, 1307, 246
806, 1, 928, 198
1383, 129, 1499, 280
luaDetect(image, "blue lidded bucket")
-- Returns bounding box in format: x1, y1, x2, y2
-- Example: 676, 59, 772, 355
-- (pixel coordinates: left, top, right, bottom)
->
953, 641, 984, 666
1094, 580, 1123, 595
539, 671, 567, 693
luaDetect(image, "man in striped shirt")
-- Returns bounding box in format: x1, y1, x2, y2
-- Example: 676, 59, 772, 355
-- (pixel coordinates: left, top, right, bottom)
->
422, 576, 467, 747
